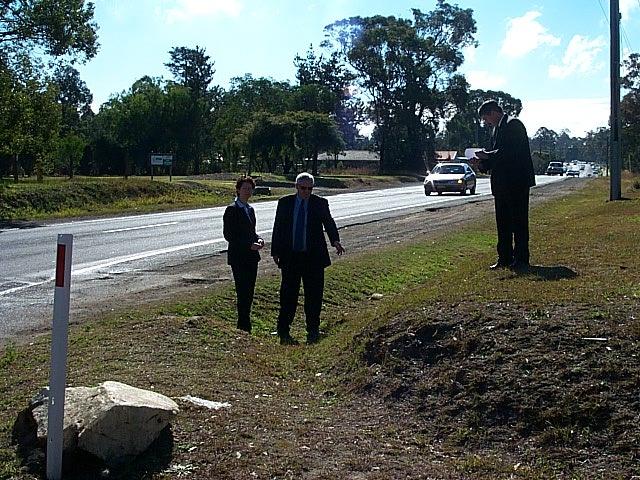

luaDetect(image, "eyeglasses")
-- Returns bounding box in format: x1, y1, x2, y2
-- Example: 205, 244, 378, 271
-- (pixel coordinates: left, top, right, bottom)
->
297, 185, 313, 191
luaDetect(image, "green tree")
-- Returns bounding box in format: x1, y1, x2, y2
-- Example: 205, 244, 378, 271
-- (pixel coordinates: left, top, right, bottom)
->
294, 46, 362, 148
0, 0, 97, 180
0, 57, 61, 181
324, 1, 477, 173
23, 78, 61, 180
440, 88, 522, 155
622, 52, 640, 172
239, 112, 295, 175
289, 110, 344, 176
0, 0, 98, 62
55, 133, 85, 178
52, 65, 93, 134
582, 127, 609, 166
531, 127, 558, 157
214, 75, 292, 171
0, 63, 31, 180
165, 45, 219, 175
289, 83, 335, 114
90, 76, 170, 177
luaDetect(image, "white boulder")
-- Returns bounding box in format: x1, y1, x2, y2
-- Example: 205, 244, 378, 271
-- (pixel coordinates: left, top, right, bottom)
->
25, 381, 179, 465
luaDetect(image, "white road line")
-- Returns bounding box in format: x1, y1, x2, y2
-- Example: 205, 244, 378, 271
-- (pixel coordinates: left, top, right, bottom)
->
0, 236, 230, 296
4, 180, 562, 297
333, 194, 491, 221
103, 222, 178, 233
0, 280, 44, 296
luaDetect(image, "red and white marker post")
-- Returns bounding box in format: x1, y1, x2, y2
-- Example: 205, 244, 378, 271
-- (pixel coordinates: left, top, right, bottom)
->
46, 234, 73, 480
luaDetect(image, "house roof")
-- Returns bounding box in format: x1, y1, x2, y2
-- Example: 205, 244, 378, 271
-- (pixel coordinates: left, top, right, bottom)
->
318, 150, 380, 162
435, 150, 458, 160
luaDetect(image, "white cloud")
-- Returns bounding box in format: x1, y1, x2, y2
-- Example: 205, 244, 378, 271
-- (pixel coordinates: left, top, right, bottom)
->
520, 97, 609, 137
548, 35, 606, 79
163, 0, 243, 24
620, 0, 639, 21
500, 11, 560, 59
466, 70, 507, 90
462, 45, 477, 64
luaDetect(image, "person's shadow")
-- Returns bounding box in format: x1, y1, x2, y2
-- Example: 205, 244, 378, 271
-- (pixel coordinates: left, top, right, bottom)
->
515, 265, 578, 280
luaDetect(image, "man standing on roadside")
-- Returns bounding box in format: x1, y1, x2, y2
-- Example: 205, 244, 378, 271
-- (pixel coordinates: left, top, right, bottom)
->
474, 100, 535, 271
271, 172, 345, 345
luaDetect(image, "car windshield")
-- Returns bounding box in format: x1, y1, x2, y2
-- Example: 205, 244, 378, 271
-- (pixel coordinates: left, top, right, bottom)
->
434, 165, 464, 174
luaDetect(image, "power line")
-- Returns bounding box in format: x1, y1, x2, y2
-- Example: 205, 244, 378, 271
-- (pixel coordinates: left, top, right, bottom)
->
621, 24, 633, 53
597, 0, 633, 56
596, 0, 609, 22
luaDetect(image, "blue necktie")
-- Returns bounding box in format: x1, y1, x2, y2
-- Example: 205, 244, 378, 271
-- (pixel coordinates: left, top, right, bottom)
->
293, 202, 305, 251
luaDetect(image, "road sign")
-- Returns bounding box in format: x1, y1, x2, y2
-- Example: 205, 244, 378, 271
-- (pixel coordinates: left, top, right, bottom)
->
150, 154, 173, 166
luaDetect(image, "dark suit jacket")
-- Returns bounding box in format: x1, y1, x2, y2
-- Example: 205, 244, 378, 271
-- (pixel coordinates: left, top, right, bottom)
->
223, 202, 261, 266
270, 194, 340, 269
481, 115, 536, 197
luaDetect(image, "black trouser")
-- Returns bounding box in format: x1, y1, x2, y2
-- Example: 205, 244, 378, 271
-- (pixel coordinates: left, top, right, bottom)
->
494, 188, 530, 264
277, 253, 324, 337
231, 262, 258, 331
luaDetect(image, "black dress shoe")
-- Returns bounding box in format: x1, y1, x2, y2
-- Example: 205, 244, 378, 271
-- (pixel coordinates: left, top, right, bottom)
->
306, 332, 320, 345
509, 261, 530, 271
280, 335, 299, 346
489, 261, 510, 270
237, 324, 251, 333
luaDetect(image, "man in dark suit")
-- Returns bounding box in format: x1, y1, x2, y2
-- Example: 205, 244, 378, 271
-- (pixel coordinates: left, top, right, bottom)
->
271, 172, 345, 345
223, 176, 264, 332
474, 100, 535, 271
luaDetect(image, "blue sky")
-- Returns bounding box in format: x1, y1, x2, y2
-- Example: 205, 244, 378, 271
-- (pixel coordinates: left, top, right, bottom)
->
77, 0, 640, 138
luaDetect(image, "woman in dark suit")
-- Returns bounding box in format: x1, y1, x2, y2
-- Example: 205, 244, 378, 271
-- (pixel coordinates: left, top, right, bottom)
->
223, 176, 264, 333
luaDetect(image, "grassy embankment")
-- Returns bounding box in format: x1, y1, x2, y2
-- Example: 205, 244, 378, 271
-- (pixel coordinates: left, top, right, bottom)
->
0, 174, 415, 221
0, 176, 639, 479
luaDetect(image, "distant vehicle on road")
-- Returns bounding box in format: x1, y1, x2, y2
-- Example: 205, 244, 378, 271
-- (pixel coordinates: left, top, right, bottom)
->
424, 162, 477, 196
566, 168, 580, 177
546, 161, 565, 175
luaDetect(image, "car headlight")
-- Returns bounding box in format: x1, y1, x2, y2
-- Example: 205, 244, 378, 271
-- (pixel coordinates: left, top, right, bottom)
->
457, 179, 463, 184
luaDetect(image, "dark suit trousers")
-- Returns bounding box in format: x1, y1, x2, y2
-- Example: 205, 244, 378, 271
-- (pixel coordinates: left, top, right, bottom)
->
494, 189, 530, 264
277, 253, 324, 337
231, 262, 258, 331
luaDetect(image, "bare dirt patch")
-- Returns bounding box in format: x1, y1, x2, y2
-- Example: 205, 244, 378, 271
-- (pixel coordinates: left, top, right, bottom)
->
355, 300, 639, 478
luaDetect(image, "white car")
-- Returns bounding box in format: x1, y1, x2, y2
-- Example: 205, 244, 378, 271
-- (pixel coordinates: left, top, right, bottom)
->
424, 162, 477, 195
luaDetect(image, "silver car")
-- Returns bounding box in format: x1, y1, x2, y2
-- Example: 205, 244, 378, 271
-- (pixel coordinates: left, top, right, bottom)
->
424, 162, 477, 195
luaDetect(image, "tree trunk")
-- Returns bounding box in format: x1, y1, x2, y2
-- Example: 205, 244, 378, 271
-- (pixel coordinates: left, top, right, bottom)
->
36, 157, 43, 182
13, 154, 19, 183
378, 132, 386, 175
312, 151, 318, 176
124, 152, 130, 179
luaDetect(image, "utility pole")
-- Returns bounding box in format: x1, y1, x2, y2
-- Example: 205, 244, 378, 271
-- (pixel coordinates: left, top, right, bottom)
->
610, 0, 622, 200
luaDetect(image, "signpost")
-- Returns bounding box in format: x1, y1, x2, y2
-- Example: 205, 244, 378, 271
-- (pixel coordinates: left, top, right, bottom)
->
150, 154, 173, 182
46, 234, 73, 480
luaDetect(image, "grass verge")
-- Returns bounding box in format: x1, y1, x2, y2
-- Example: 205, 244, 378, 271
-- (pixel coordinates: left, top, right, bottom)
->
1, 177, 639, 479
0, 173, 417, 221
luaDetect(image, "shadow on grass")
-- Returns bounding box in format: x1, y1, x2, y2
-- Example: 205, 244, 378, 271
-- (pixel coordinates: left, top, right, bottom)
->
14, 425, 175, 480
517, 265, 578, 280
0, 220, 44, 230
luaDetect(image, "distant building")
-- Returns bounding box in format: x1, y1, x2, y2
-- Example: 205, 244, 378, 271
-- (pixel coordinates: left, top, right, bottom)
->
435, 151, 458, 161
317, 150, 380, 169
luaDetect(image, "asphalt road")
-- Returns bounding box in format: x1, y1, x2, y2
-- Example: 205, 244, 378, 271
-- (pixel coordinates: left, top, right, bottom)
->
0, 175, 564, 341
